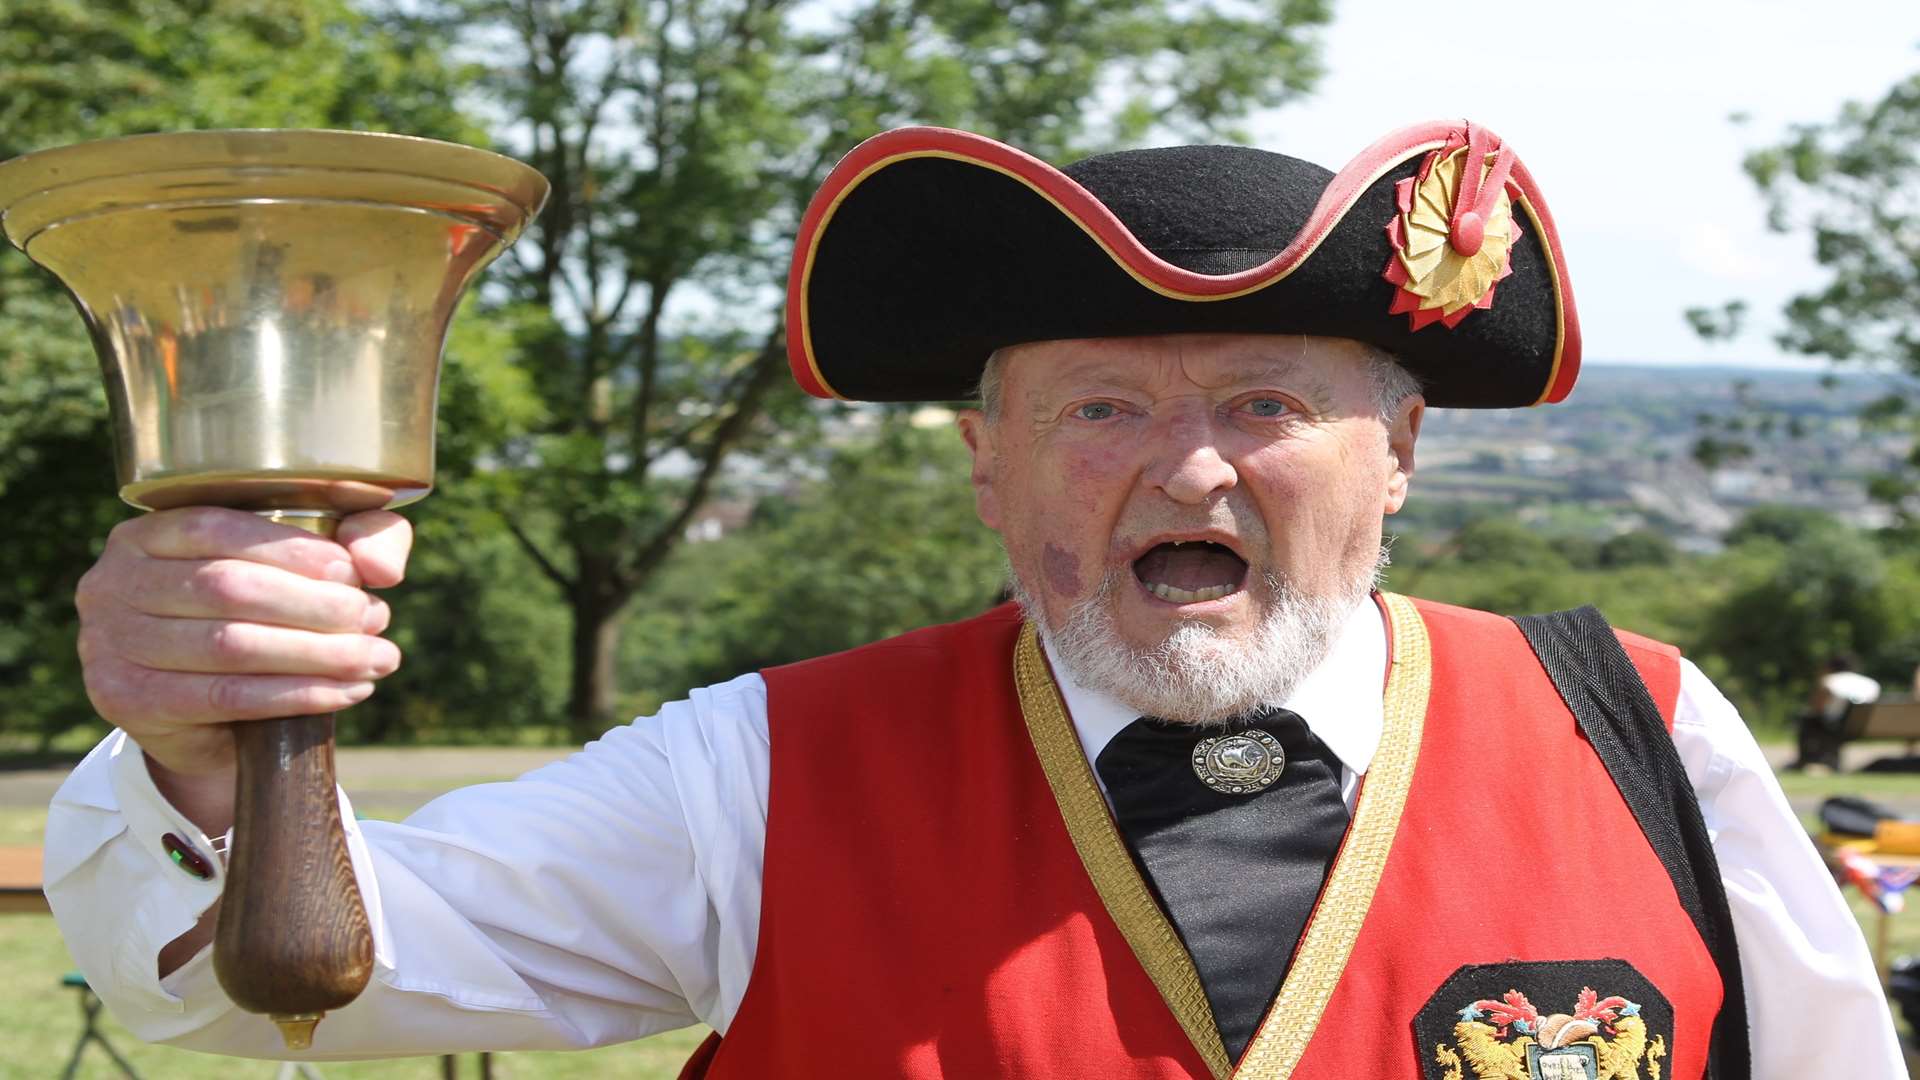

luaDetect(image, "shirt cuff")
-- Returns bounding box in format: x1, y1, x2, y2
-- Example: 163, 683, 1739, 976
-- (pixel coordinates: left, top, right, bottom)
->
49, 731, 383, 1023
106, 731, 229, 905
102, 732, 389, 974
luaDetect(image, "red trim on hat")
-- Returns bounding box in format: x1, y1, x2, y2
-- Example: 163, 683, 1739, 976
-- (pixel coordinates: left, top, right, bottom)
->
788, 122, 1580, 403
1509, 156, 1581, 404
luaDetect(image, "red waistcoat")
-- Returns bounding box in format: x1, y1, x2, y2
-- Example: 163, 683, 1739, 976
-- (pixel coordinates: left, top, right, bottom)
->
684, 597, 1724, 1079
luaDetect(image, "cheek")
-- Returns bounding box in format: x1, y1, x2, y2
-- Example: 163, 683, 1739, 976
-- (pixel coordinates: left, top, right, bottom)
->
1004, 437, 1135, 595
1041, 543, 1082, 597
1058, 442, 1132, 507
1244, 446, 1374, 565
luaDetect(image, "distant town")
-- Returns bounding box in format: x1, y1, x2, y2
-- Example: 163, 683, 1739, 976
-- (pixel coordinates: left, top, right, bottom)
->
1406, 363, 1918, 550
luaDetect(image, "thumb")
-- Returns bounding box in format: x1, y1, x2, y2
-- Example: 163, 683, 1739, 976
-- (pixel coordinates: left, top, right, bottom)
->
336, 510, 414, 589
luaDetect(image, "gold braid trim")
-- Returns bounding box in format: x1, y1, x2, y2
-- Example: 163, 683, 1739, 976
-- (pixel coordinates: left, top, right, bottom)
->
1233, 591, 1432, 1078
1012, 594, 1433, 1078
1014, 622, 1234, 1079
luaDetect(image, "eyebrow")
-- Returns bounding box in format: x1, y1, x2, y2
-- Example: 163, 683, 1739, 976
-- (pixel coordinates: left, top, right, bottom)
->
1036, 352, 1336, 402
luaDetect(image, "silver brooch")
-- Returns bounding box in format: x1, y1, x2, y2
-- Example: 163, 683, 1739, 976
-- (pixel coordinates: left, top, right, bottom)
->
1190, 729, 1285, 795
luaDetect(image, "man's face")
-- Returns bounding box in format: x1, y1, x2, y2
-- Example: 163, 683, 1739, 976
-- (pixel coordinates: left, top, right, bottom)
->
958, 333, 1421, 674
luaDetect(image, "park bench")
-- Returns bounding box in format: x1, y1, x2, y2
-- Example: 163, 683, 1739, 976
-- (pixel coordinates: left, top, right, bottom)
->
0, 844, 46, 913
1845, 699, 1920, 753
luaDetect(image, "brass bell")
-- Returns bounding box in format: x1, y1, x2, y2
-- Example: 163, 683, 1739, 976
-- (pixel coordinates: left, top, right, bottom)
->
0, 129, 548, 1048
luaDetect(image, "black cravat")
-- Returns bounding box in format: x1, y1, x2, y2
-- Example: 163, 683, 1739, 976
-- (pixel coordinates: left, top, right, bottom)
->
1093, 709, 1349, 1064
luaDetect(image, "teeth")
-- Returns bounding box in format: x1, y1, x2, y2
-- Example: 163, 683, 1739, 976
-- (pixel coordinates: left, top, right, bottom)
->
1148, 582, 1235, 603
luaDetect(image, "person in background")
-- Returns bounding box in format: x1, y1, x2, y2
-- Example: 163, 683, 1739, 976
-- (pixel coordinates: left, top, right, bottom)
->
1796, 653, 1882, 772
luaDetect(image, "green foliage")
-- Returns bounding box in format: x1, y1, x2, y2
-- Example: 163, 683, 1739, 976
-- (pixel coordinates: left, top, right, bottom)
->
1690, 434, 1754, 470
1694, 523, 1906, 728
1448, 517, 1568, 568
343, 497, 571, 744
1723, 504, 1845, 547
621, 418, 1005, 712
1, 0, 1331, 743
1743, 71, 1920, 370
1389, 503, 1920, 734
1596, 529, 1676, 569
1683, 299, 1747, 343
0, 1, 494, 744
1704, 69, 1920, 514
384, 0, 1331, 736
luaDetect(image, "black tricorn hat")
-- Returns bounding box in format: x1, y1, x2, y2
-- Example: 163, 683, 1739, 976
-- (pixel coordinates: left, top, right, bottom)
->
786, 121, 1581, 408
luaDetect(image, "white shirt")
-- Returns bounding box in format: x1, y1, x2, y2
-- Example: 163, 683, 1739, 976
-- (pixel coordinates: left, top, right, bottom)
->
43, 600, 1905, 1073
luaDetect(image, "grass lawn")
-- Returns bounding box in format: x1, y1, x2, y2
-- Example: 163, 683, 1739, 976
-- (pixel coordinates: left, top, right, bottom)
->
0, 909, 706, 1079
5, 765, 1919, 1075
0, 805, 705, 1079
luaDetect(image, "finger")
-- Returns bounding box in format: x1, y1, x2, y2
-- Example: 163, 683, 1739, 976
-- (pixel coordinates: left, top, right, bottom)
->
337, 511, 412, 589
107, 614, 401, 681
85, 656, 376, 729
95, 557, 377, 633
113, 507, 359, 584
363, 596, 392, 635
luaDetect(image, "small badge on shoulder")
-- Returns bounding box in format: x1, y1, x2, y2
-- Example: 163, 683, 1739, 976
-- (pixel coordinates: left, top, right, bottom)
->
1415, 959, 1671, 1080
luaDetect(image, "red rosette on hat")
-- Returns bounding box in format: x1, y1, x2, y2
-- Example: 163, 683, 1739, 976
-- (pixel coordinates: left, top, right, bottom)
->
1383, 124, 1523, 331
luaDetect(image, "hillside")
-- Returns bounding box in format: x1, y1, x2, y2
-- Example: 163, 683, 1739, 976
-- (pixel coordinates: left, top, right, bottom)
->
1403, 363, 1915, 548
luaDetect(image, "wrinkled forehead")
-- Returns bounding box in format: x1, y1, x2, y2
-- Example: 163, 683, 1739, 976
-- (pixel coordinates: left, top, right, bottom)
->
1002, 333, 1369, 402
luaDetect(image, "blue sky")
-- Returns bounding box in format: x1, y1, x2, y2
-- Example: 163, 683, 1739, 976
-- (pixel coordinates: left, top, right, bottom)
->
1259, 0, 1919, 368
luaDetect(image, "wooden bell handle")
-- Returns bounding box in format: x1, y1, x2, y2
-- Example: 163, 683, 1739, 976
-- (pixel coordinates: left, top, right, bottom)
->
212, 715, 372, 1049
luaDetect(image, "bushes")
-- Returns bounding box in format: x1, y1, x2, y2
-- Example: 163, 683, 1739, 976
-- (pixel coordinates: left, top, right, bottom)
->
1391, 506, 1920, 735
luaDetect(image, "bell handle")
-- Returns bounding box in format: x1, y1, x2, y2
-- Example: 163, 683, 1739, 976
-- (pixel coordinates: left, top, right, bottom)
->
208, 509, 371, 1049
212, 714, 373, 1050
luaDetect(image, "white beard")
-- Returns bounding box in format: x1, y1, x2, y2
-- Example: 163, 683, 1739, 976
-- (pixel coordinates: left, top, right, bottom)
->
1009, 558, 1379, 727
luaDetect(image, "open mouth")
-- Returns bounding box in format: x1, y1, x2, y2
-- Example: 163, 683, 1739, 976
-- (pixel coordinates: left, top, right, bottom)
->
1132, 539, 1249, 604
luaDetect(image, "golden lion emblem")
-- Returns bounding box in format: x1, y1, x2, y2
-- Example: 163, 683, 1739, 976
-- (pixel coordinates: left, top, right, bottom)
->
1434, 986, 1667, 1080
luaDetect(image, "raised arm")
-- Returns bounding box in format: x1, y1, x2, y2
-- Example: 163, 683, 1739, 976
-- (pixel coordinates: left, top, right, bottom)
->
72, 506, 409, 974
48, 506, 769, 1059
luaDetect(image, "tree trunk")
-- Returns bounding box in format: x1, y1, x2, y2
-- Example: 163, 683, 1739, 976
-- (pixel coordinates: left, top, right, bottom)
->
566, 580, 629, 744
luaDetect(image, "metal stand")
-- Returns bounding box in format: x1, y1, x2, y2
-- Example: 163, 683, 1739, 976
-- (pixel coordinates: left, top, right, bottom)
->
59, 975, 140, 1080
439, 1052, 495, 1079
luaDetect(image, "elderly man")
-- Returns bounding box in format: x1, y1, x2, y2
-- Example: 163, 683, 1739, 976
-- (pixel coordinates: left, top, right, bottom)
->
45, 122, 1900, 1078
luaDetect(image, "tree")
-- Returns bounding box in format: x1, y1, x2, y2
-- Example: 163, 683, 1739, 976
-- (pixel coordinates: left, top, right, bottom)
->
1722, 504, 1843, 548
1447, 518, 1566, 569
1692, 71, 1920, 514
1741, 72, 1920, 370
0, 0, 489, 745
391, 0, 1334, 739
1596, 529, 1675, 569
621, 416, 1005, 710
1697, 524, 1897, 729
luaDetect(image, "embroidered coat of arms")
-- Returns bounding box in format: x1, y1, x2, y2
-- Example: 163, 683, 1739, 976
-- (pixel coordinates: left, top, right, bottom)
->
1433, 986, 1667, 1080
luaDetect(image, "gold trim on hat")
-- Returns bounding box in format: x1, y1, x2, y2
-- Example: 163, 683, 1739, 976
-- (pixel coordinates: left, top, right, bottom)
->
1012, 591, 1432, 1078
1517, 192, 1569, 407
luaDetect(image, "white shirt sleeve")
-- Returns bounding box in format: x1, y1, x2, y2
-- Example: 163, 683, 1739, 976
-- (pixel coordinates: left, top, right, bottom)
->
1673, 658, 1906, 1078
42, 671, 773, 1060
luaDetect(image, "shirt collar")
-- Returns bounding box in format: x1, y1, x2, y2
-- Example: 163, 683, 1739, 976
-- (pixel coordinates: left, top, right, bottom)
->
1042, 594, 1387, 782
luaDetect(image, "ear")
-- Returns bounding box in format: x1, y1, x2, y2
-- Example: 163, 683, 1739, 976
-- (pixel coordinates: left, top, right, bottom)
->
955, 409, 1002, 531
1383, 395, 1423, 515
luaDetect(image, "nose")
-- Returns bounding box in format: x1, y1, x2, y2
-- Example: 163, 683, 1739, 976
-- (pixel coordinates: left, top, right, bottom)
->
1148, 408, 1238, 504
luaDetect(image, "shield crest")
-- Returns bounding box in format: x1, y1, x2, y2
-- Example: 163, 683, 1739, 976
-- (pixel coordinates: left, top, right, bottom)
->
1414, 959, 1672, 1080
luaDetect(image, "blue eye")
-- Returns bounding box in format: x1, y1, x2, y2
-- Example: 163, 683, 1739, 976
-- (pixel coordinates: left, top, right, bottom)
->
1246, 398, 1288, 417
1076, 402, 1118, 420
